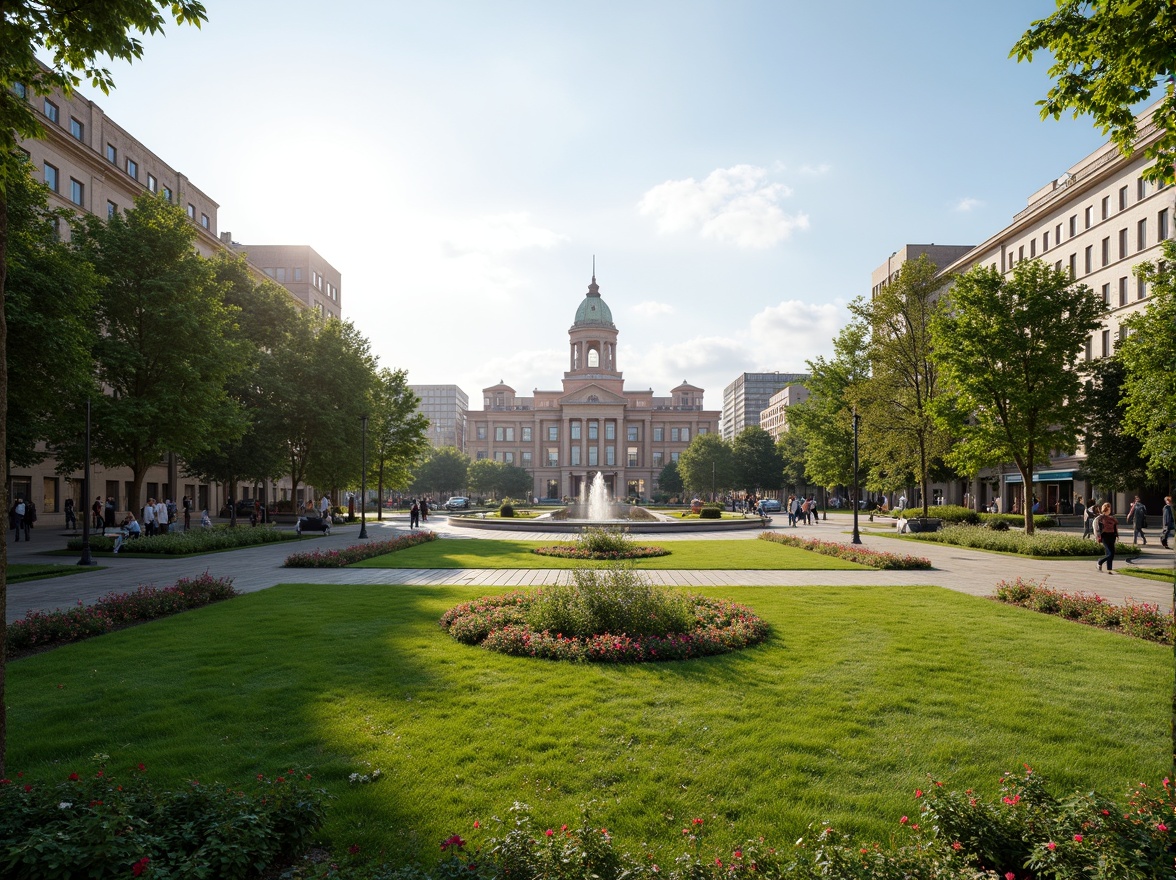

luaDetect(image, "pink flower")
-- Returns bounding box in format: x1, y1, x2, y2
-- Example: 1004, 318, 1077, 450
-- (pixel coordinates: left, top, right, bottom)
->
1046, 841, 1056, 851
1073, 834, 1083, 842
1158, 822, 1169, 832
900, 816, 909, 824
951, 841, 962, 851
560, 824, 568, 832
1006, 873, 1016, 880
914, 789, 923, 798
545, 829, 554, 837
348, 844, 360, 854
733, 850, 742, 859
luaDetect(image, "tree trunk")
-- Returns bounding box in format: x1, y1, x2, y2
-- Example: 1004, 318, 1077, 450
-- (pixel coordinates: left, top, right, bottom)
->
376, 464, 385, 521
1022, 444, 1035, 535
0, 192, 9, 776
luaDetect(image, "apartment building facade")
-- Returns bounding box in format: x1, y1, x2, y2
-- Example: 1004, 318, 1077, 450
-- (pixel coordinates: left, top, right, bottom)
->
721, 372, 809, 441
409, 385, 469, 451
466, 276, 720, 501
874, 102, 1174, 513
10, 77, 342, 524
759, 384, 811, 443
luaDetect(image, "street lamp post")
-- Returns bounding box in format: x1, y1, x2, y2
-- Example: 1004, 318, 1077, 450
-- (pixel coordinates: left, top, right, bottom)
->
851, 408, 862, 545
78, 398, 94, 566
359, 414, 369, 539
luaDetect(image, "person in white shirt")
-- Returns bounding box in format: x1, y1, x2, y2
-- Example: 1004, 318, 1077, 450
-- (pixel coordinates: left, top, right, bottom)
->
113, 513, 141, 553
155, 499, 169, 535
142, 498, 156, 536
320, 494, 330, 519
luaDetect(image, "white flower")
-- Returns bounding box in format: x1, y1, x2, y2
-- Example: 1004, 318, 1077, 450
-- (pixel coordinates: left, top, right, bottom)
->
58, 802, 72, 809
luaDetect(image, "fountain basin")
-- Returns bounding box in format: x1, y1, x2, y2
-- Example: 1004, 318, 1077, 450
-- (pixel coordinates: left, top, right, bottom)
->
447, 513, 771, 533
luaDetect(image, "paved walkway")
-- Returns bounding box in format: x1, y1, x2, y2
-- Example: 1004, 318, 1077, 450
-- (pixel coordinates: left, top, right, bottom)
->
6, 514, 1174, 623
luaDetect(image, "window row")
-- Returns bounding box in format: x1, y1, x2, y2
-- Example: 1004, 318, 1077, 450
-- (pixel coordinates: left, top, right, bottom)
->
474, 424, 698, 443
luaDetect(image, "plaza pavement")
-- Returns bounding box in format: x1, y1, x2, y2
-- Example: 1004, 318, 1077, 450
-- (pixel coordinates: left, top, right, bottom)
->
6, 513, 1174, 624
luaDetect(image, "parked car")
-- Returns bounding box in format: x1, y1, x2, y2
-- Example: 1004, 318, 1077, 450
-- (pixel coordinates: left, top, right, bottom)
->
758, 499, 782, 512
444, 496, 470, 510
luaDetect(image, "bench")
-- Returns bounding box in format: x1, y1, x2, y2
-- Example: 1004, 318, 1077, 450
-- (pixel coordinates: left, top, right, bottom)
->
295, 516, 331, 536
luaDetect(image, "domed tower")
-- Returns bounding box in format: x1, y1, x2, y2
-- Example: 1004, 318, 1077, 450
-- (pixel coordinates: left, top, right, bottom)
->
566, 274, 621, 381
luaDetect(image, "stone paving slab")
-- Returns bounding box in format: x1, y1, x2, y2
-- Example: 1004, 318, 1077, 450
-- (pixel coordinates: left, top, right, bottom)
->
5, 515, 1173, 623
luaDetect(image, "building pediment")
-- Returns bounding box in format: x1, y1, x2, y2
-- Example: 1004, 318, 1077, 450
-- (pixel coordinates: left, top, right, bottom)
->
558, 383, 628, 406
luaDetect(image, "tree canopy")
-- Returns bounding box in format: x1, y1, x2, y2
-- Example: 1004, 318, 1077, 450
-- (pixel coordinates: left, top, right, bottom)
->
1079, 355, 1149, 496
1012, 0, 1176, 186
851, 256, 952, 517
412, 446, 469, 498
931, 260, 1105, 532
731, 426, 783, 494
1118, 239, 1176, 477
367, 368, 428, 518
676, 433, 734, 499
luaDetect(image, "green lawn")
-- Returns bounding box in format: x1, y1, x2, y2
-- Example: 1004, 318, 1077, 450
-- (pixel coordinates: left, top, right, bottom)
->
8, 584, 1167, 864
7, 562, 101, 583
351, 537, 869, 569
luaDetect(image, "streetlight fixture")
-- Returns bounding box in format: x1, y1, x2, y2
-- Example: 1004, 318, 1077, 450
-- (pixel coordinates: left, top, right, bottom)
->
851, 408, 862, 545
78, 398, 94, 566
359, 414, 369, 540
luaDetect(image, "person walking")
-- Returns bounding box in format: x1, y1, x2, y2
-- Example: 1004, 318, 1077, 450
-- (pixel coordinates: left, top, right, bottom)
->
1081, 497, 1099, 540
420, 497, 429, 522
1162, 496, 1174, 550
409, 499, 420, 529
155, 498, 169, 535
64, 497, 77, 531
182, 495, 192, 531
104, 496, 116, 531
142, 497, 156, 537
9, 496, 26, 542
1095, 502, 1119, 573
1126, 495, 1148, 546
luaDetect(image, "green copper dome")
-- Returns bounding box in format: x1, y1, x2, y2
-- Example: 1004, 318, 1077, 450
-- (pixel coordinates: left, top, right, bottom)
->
573, 276, 614, 326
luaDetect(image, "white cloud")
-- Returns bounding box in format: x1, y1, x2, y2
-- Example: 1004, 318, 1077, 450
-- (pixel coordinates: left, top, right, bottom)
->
441, 212, 569, 258
748, 300, 842, 347
636, 164, 809, 248
799, 163, 832, 176
630, 300, 675, 318
953, 197, 983, 213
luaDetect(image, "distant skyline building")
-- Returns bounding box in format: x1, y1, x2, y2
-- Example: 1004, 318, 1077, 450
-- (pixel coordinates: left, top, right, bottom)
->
409, 384, 469, 451
466, 275, 719, 501
721, 372, 808, 441
759, 384, 811, 443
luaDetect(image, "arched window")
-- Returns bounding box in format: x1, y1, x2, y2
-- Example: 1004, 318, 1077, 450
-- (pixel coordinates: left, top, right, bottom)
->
587, 348, 600, 368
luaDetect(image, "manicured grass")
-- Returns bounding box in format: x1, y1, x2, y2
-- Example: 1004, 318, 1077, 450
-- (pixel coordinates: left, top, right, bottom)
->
7, 563, 102, 583
350, 537, 868, 569
8, 584, 1167, 865
1119, 567, 1176, 583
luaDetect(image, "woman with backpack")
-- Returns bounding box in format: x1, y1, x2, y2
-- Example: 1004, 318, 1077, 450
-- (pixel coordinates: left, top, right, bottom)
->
1094, 502, 1119, 573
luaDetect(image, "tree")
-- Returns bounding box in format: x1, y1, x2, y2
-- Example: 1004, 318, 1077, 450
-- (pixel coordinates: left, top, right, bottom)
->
851, 257, 952, 517
5, 161, 98, 468
70, 194, 246, 519
183, 256, 299, 516
499, 464, 533, 500
412, 446, 469, 498
786, 317, 870, 492
676, 433, 734, 499
1012, 0, 1176, 186
0, 0, 206, 777
1079, 356, 1149, 497
1118, 240, 1176, 478
657, 460, 683, 498
260, 315, 377, 508
368, 368, 428, 520
732, 426, 783, 495
775, 429, 808, 494
467, 457, 502, 498
931, 260, 1106, 533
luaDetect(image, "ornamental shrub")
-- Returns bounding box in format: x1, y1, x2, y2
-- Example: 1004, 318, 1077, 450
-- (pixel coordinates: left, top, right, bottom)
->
578, 526, 632, 555
527, 566, 693, 638
995, 576, 1174, 644
66, 524, 295, 555
758, 533, 931, 570
6, 573, 236, 657
912, 524, 1132, 557
898, 504, 979, 525
500, 502, 515, 517
699, 506, 722, 519
283, 531, 437, 567
0, 767, 326, 880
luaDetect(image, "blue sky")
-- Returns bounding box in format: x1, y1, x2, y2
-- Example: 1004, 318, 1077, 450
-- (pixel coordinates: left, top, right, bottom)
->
87, 0, 1113, 405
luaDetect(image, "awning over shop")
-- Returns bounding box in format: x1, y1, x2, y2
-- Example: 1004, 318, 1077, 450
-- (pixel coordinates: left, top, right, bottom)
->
1002, 470, 1075, 484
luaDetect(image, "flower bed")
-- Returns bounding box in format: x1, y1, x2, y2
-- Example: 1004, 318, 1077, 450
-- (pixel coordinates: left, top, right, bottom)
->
994, 576, 1174, 644
532, 545, 669, 560
6, 573, 236, 658
282, 531, 437, 567
0, 766, 325, 880
66, 524, 296, 555
321, 770, 1173, 880
440, 590, 768, 662
758, 532, 931, 570
910, 523, 1135, 557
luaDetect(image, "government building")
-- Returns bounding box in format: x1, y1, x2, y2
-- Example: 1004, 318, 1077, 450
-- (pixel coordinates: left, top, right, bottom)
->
466, 276, 720, 501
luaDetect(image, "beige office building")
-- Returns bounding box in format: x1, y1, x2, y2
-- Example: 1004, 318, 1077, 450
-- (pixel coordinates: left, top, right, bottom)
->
759, 384, 811, 443
874, 101, 1174, 512
10, 77, 342, 524
466, 275, 720, 501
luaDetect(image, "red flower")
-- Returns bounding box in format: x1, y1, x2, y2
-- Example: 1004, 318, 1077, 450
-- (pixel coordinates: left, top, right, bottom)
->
914, 789, 923, 798
951, 841, 962, 851
1005, 874, 1016, 880
545, 829, 554, 837
733, 850, 742, 859
1158, 822, 1169, 832
900, 816, 909, 824
1073, 834, 1083, 842
132, 857, 150, 877
68, 772, 79, 781
1046, 841, 1056, 851
473, 820, 481, 829
348, 844, 361, 854
560, 824, 568, 831
441, 834, 466, 851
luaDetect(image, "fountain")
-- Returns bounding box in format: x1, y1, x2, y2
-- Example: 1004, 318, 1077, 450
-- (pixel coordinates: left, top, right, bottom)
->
447, 471, 767, 533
